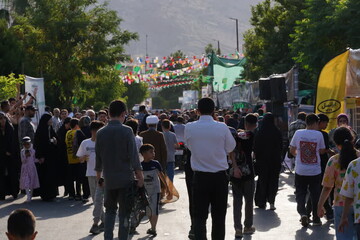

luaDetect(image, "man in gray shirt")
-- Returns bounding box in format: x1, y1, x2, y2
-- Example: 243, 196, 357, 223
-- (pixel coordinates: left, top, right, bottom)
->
95, 100, 144, 240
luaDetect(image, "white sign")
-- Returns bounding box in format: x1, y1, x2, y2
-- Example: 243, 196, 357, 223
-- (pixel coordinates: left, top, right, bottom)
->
25, 76, 45, 125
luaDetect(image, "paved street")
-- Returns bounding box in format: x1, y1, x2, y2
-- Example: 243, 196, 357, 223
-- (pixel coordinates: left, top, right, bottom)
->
0, 170, 335, 240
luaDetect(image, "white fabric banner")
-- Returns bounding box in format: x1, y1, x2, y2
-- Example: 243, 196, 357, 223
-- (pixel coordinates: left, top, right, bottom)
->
25, 76, 46, 125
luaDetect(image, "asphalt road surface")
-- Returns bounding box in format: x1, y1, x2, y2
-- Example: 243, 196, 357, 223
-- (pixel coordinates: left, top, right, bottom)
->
0, 170, 336, 240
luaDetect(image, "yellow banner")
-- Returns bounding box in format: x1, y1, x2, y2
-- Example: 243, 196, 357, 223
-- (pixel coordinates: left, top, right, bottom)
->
315, 50, 349, 131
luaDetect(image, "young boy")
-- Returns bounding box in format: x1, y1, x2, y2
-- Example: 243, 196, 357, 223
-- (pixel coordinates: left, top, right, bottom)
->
161, 119, 179, 182
6, 209, 37, 240
139, 144, 162, 237
230, 113, 258, 238
76, 120, 105, 235
65, 118, 81, 200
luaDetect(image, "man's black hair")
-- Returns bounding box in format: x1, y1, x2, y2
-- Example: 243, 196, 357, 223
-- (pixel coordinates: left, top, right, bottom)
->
257, 109, 264, 116
161, 119, 171, 129
139, 144, 155, 154
177, 116, 184, 124
109, 100, 126, 118
298, 112, 307, 121
1, 100, 9, 110
317, 113, 329, 123
70, 118, 79, 129
139, 105, 146, 112
305, 113, 319, 126
7, 209, 36, 238
63, 117, 71, 125
125, 119, 139, 135
197, 98, 215, 115
245, 113, 258, 125
8, 97, 16, 102
90, 120, 105, 131
98, 110, 107, 116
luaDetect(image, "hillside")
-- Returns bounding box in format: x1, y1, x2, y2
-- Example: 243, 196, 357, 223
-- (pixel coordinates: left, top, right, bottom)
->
107, 0, 263, 57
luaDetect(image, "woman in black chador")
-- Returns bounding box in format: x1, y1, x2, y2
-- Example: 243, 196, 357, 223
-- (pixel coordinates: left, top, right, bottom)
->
0, 113, 18, 200
254, 113, 283, 210
34, 113, 59, 201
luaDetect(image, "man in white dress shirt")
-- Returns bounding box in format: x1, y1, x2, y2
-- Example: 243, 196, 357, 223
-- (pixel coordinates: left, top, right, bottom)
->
185, 97, 236, 240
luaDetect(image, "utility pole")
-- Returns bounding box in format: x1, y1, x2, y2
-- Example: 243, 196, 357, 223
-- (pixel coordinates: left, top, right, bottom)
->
229, 17, 239, 53
145, 34, 148, 73
212, 39, 221, 55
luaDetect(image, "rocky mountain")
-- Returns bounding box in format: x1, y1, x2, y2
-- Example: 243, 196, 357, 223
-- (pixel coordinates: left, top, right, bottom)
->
107, 0, 263, 57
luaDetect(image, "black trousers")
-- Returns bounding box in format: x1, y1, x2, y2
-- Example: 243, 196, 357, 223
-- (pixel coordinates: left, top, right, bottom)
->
295, 173, 321, 222
193, 171, 228, 240
184, 150, 194, 228
79, 162, 90, 198
255, 164, 281, 207
67, 163, 81, 197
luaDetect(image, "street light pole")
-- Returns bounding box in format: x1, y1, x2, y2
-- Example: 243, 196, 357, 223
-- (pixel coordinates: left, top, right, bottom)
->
212, 39, 221, 55
145, 34, 148, 72
229, 17, 239, 53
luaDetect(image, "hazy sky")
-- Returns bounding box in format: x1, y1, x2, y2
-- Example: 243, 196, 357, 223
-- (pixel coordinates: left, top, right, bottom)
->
107, 0, 263, 58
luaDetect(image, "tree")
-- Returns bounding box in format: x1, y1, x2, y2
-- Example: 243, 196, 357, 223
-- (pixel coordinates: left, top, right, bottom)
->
243, 0, 305, 82
0, 73, 24, 100
205, 43, 216, 55
290, 0, 343, 84
124, 82, 149, 110
10, 0, 138, 107
72, 67, 127, 110
0, 19, 23, 75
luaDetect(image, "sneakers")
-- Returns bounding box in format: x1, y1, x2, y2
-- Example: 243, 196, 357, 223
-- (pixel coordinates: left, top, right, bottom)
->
300, 215, 309, 227
270, 204, 276, 210
89, 224, 101, 235
235, 229, 243, 238
243, 226, 255, 235
147, 228, 157, 236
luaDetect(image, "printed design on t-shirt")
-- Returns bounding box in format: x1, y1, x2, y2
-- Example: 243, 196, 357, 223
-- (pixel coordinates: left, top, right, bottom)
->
85, 146, 95, 153
299, 141, 317, 164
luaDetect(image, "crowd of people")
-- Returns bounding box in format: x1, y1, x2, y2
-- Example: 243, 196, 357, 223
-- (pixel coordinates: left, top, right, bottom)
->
2, 96, 360, 240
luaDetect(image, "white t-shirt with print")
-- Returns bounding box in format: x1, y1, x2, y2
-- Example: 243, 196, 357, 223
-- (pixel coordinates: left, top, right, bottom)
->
290, 129, 325, 176
76, 139, 96, 177
340, 158, 360, 224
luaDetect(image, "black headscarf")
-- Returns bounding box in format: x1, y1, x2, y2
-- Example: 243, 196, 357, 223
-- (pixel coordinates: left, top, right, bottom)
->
254, 113, 283, 164
34, 114, 57, 158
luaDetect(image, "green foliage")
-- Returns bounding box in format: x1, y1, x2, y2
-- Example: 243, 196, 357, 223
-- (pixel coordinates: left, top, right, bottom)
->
0, 73, 24, 100
205, 43, 216, 55
124, 82, 149, 110
152, 85, 189, 109
243, 0, 305, 82
7, 0, 138, 107
289, 0, 342, 83
290, 0, 360, 83
0, 19, 23, 75
72, 67, 127, 111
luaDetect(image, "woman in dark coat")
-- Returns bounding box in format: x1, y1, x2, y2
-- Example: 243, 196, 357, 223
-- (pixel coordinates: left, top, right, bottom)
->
0, 113, 17, 200
34, 113, 59, 201
254, 113, 283, 210
56, 117, 71, 194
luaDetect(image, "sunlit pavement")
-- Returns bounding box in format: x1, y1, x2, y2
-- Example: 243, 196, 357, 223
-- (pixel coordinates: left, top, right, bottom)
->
0, 170, 335, 240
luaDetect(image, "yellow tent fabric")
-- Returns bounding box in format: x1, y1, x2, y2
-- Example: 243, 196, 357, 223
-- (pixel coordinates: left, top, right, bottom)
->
315, 50, 349, 131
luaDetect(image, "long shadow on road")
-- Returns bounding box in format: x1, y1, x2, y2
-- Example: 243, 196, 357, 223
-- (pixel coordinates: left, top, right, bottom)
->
0, 195, 91, 220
